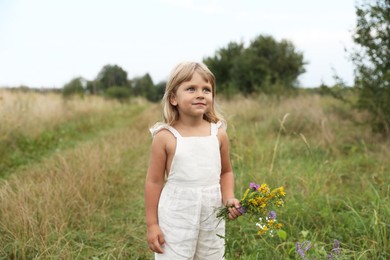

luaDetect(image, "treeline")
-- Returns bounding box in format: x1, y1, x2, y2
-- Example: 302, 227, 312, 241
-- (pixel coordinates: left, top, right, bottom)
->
62, 34, 306, 101
63, 66, 165, 102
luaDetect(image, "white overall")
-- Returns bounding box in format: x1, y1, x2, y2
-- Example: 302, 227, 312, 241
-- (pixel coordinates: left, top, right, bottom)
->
151, 122, 226, 260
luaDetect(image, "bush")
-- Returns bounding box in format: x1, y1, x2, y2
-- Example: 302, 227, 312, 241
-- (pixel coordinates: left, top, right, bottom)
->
105, 86, 131, 101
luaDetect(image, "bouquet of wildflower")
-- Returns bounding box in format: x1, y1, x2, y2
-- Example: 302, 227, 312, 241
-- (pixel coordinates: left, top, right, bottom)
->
216, 182, 286, 236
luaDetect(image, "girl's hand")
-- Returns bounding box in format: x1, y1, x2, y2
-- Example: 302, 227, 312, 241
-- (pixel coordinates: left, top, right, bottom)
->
225, 198, 242, 220
147, 224, 165, 254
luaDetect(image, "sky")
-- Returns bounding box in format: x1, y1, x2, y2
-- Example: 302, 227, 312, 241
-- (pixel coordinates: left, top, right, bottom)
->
0, 0, 357, 88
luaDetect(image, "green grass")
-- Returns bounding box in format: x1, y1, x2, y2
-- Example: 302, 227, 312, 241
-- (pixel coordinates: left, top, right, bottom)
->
0, 105, 146, 178
0, 94, 389, 259
220, 95, 390, 259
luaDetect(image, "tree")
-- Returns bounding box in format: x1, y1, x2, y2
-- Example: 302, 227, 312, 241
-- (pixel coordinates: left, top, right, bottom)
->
203, 35, 306, 96
96, 64, 129, 91
352, 0, 390, 136
105, 86, 131, 101
232, 35, 306, 95
203, 42, 244, 95
154, 81, 166, 102
62, 77, 86, 97
132, 73, 158, 101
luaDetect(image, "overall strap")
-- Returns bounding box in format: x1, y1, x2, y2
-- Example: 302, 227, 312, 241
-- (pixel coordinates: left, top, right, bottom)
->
211, 121, 226, 136
167, 126, 182, 138
149, 123, 182, 138
211, 123, 219, 136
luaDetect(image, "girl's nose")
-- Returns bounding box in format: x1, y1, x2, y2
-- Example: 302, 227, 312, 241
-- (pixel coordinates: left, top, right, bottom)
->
196, 93, 205, 99
196, 90, 204, 98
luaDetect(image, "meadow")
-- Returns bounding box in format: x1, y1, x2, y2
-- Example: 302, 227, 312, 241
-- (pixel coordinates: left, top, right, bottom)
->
0, 89, 389, 259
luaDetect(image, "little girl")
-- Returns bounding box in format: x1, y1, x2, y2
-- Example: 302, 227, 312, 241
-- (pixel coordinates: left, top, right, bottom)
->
145, 61, 241, 259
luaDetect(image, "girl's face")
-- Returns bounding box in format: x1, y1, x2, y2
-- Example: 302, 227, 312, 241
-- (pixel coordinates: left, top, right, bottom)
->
170, 71, 213, 119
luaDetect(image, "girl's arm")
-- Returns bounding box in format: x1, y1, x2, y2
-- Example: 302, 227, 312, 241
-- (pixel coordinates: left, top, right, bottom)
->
219, 128, 241, 220
145, 132, 168, 253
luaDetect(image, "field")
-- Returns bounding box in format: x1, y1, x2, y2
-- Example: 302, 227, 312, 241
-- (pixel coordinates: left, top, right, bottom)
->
0, 89, 389, 259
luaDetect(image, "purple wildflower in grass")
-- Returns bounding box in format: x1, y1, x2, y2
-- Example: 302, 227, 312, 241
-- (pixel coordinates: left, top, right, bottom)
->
333, 239, 341, 254
329, 239, 341, 259
268, 211, 276, 220
249, 182, 260, 190
296, 241, 311, 259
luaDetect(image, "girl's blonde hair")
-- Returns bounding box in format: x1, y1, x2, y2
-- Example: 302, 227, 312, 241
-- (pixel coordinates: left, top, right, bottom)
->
161, 61, 225, 125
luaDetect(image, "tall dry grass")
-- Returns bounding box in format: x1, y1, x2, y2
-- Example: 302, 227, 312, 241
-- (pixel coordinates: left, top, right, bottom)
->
221, 94, 386, 155
0, 101, 159, 258
0, 89, 121, 139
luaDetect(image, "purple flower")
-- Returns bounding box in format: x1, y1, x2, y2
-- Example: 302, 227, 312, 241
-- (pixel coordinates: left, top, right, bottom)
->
268, 211, 276, 220
249, 182, 260, 190
332, 239, 340, 253
329, 239, 341, 259
296, 241, 311, 259
237, 206, 247, 214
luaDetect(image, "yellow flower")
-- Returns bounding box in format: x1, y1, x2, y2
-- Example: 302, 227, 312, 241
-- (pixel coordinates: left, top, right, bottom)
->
241, 188, 250, 201
256, 197, 265, 204
275, 223, 283, 229
258, 183, 270, 194
279, 187, 286, 196
266, 193, 276, 200
248, 198, 258, 206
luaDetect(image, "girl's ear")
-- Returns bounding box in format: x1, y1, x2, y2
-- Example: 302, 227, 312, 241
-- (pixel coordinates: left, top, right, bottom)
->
169, 94, 178, 106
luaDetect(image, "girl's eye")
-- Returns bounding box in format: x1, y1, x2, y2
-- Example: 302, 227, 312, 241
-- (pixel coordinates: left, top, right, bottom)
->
203, 88, 212, 93
186, 87, 195, 92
